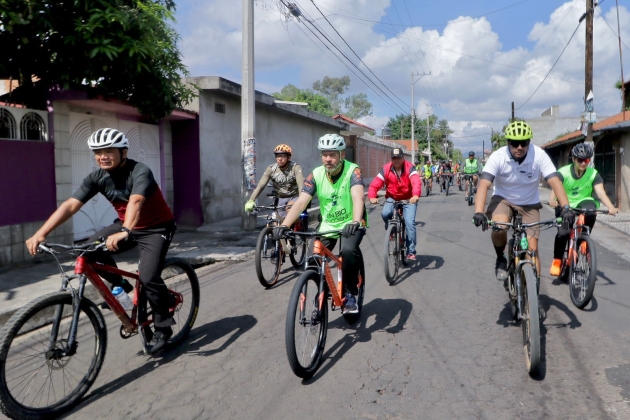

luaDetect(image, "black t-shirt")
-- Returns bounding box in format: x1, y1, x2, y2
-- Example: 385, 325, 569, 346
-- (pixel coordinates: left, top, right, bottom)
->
73, 159, 173, 229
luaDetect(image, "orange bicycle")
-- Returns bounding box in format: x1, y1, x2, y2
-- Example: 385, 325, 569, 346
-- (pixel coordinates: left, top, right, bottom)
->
557, 208, 608, 309
0, 241, 199, 419
282, 229, 365, 379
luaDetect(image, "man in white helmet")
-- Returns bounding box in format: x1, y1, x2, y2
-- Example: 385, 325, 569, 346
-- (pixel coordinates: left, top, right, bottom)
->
25, 128, 176, 353
273, 134, 367, 314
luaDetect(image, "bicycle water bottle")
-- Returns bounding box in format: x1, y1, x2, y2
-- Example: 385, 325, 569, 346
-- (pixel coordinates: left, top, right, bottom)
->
299, 210, 309, 231
112, 286, 133, 311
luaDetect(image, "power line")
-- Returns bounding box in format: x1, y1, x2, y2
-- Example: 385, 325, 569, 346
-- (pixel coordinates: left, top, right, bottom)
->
516, 20, 582, 111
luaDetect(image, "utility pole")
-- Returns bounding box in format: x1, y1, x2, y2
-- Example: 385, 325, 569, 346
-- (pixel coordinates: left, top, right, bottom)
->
241, 0, 257, 230
585, 0, 594, 144
511, 102, 515, 120
616, 0, 626, 119
411, 72, 430, 164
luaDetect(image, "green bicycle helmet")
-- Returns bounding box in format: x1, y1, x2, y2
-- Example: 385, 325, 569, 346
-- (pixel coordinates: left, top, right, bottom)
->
504, 120, 533, 141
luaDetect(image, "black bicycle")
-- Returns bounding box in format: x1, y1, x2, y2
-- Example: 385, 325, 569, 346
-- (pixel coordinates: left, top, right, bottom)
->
464, 174, 476, 206
381, 200, 409, 284
422, 176, 432, 197
457, 173, 464, 191
440, 173, 452, 196
557, 208, 608, 309
253, 193, 308, 288
488, 215, 559, 376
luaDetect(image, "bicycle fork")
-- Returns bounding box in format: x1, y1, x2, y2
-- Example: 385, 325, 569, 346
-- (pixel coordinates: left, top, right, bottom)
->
48, 274, 88, 358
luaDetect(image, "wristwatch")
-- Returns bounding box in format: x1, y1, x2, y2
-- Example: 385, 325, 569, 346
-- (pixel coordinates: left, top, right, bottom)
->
562, 204, 570, 211
120, 227, 132, 236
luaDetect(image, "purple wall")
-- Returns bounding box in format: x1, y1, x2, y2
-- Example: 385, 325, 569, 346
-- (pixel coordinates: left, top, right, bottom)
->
171, 118, 203, 227
0, 140, 56, 226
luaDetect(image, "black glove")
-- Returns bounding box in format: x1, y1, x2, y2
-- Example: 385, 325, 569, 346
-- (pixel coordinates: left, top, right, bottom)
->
272, 225, 289, 240
342, 221, 360, 238
560, 206, 575, 232
472, 212, 488, 231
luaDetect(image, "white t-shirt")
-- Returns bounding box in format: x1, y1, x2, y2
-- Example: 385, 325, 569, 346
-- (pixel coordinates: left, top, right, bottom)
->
482, 145, 557, 206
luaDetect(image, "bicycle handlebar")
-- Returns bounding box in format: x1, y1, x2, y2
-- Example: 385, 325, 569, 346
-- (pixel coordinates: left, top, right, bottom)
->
488, 218, 561, 231
281, 227, 366, 239
38, 240, 107, 254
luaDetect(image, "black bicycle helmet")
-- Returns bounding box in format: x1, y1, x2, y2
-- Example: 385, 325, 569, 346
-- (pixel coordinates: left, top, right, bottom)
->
469, 151, 475, 156
571, 143, 594, 159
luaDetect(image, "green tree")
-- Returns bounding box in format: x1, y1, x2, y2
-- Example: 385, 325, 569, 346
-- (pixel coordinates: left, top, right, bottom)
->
386, 113, 453, 162
272, 84, 334, 116
451, 149, 463, 163
344, 93, 373, 120
491, 130, 506, 150
0, 0, 195, 121
615, 79, 630, 111
312, 76, 372, 118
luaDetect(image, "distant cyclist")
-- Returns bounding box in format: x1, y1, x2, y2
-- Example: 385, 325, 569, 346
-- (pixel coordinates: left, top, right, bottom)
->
273, 134, 367, 314
244, 144, 304, 217
438, 160, 453, 193
368, 148, 421, 260
462, 151, 482, 201
422, 160, 433, 193
548, 142, 618, 276
25, 128, 176, 353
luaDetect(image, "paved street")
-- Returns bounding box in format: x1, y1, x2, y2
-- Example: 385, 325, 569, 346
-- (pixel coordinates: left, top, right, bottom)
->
5, 189, 630, 420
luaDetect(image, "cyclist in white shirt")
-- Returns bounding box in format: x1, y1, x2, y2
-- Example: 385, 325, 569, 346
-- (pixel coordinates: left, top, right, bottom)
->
472, 121, 573, 284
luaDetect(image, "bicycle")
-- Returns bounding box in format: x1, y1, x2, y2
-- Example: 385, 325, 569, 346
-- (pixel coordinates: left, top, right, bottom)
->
422, 176, 432, 197
488, 215, 558, 375
379, 200, 409, 284
457, 173, 464, 191
254, 193, 309, 288
0, 241, 199, 420
464, 174, 476, 206
556, 208, 608, 309
283, 229, 365, 379
440, 173, 452, 196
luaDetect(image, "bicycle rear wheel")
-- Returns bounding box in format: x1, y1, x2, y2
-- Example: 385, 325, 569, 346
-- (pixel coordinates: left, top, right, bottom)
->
285, 271, 327, 379
445, 179, 450, 196
399, 224, 408, 267
383, 224, 399, 284
569, 235, 597, 309
161, 258, 200, 345
0, 292, 107, 420
255, 227, 282, 288
520, 264, 541, 375
458, 178, 463, 191
468, 184, 474, 206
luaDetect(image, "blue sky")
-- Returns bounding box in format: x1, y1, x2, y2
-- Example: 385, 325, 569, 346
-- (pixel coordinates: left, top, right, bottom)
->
173, 0, 630, 151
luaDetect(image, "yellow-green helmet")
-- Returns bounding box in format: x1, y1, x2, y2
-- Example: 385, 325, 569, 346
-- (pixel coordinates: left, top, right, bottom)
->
504, 121, 533, 141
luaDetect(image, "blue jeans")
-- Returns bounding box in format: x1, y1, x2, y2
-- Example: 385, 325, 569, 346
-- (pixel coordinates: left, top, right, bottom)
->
382, 198, 417, 255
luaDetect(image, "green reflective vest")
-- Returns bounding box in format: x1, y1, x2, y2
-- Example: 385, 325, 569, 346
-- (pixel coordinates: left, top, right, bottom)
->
464, 158, 478, 174
558, 164, 599, 208
422, 165, 431, 177
313, 161, 367, 233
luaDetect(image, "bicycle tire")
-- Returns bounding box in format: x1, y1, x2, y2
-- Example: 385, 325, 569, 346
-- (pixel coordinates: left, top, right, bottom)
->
400, 223, 408, 267
289, 220, 308, 269
458, 178, 463, 191
161, 258, 200, 345
255, 226, 282, 288
0, 292, 107, 420
445, 179, 450, 196
285, 271, 328, 379
343, 252, 365, 324
569, 235, 597, 309
507, 239, 518, 320
383, 224, 399, 284
520, 264, 541, 375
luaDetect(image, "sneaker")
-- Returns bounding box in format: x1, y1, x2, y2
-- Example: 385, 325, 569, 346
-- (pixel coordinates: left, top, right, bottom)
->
343, 293, 358, 314
147, 326, 173, 354
495, 256, 508, 281
550, 258, 562, 276
406, 253, 416, 261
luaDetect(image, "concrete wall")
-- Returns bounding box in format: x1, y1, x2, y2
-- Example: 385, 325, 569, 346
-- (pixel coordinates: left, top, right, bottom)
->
527, 116, 581, 147
162, 121, 174, 210
196, 89, 346, 224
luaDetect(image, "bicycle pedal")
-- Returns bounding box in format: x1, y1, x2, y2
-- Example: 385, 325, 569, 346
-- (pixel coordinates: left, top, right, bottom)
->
100, 301, 111, 311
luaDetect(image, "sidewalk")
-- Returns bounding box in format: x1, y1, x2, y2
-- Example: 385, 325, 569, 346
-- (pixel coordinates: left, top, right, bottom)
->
0, 207, 321, 326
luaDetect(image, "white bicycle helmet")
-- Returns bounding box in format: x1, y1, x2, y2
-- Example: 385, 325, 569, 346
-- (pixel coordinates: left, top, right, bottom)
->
87, 128, 130, 150
318, 134, 346, 151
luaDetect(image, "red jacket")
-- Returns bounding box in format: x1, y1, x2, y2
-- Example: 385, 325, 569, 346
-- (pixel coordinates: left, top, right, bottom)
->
368, 160, 421, 200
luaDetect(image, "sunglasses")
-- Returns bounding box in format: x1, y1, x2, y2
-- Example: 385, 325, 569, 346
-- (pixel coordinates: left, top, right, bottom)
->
507, 140, 530, 148
576, 157, 591, 164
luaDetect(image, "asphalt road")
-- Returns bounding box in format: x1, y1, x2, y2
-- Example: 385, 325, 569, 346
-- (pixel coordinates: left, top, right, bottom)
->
7, 187, 630, 420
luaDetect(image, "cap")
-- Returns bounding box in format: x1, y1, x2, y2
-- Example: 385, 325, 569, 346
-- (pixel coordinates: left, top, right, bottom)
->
391, 148, 403, 158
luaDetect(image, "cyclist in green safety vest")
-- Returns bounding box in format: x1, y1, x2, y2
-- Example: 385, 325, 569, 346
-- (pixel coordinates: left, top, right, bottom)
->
461, 151, 482, 201
273, 134, 367, 315
548, 142, 618, 276
422, 160, 433, 193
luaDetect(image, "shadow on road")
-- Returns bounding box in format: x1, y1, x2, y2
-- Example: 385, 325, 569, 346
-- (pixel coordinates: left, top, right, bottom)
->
302, 298, 412, 384
388, 254, 444, 286
596, 269, 616, 286
69, 315, 257, 415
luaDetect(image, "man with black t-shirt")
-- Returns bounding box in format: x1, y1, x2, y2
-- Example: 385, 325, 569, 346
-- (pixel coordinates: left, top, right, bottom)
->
25, 128, 176, 353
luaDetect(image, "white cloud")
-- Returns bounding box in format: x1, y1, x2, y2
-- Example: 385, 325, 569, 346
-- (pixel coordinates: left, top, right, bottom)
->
175, 0, 630, 151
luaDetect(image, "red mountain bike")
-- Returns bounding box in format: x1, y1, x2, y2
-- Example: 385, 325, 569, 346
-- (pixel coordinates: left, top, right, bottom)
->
0, 241, 199, 420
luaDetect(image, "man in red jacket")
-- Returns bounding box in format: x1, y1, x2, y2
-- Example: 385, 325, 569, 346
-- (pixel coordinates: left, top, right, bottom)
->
368, 148, 421, 260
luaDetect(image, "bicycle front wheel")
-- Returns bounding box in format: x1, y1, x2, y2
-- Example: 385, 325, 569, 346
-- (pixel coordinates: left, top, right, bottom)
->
289, 221, 308, 269
0, 292, 107, 420
520, 264, 541, 375
569, 235, 597, 309
383, 224, 399, 284
255, 227, 282, 288
285, 271, 328, 379
162, 258, 200, 345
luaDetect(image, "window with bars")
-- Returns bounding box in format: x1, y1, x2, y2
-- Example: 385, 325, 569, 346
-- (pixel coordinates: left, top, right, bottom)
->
0, 108, 17, 139
20, 112, 47, 141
